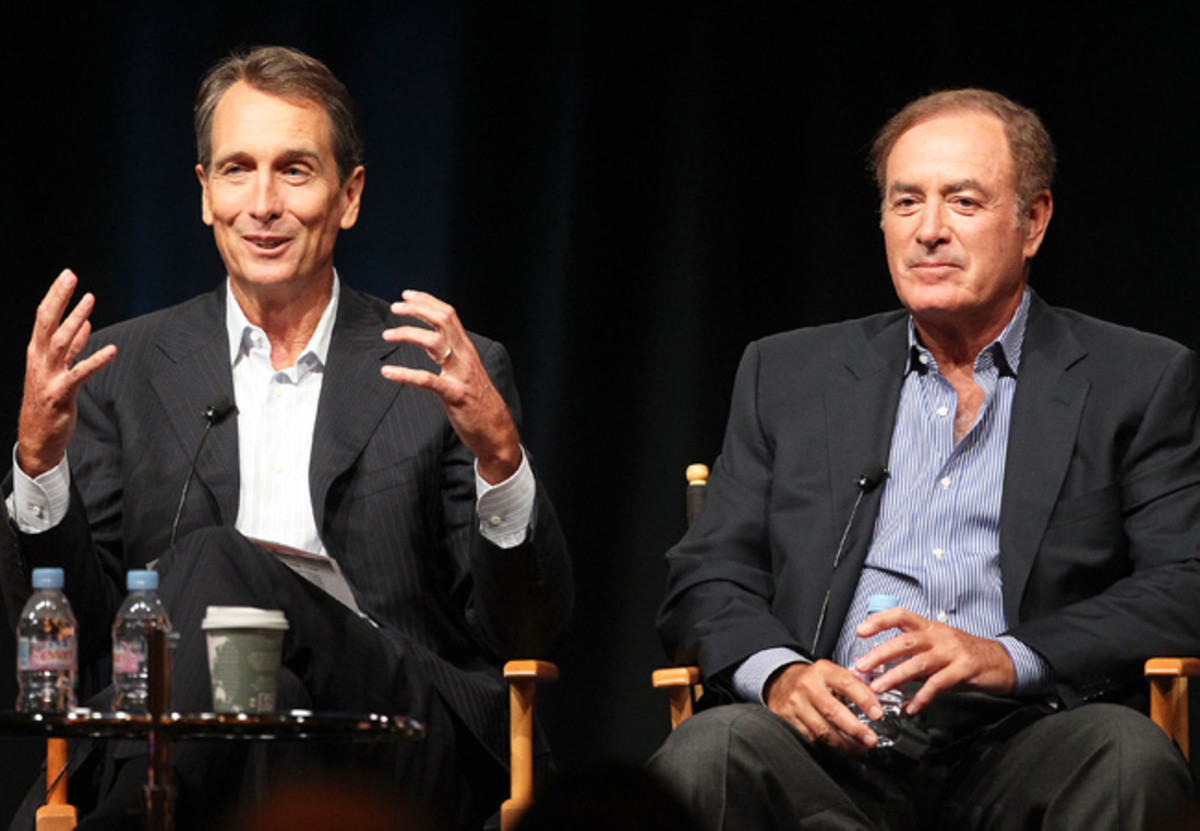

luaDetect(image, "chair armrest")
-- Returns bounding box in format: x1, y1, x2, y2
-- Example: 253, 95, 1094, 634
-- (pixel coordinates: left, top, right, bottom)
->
652, 666, 703, 730
501, 660, 558, 831
1145, 658, 1200, 678
1145, 657, 1200, 760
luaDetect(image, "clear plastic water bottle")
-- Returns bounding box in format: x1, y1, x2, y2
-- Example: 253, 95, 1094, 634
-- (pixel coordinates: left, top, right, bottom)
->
847, 593, 903, 747
16, 567, 78, 713
112, 569, 172, 713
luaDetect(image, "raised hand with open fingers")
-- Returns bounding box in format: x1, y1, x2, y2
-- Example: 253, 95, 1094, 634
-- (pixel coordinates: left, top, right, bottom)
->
17, 269, 118, 478
380, 289, 521, 484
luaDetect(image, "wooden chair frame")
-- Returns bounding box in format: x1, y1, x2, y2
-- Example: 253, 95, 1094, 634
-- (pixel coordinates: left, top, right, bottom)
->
500, 659, 559, 831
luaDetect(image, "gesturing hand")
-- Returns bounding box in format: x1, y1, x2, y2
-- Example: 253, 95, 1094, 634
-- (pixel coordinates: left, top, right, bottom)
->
380, 290, 521, 484
851, 608, 1017, 715
17, 270, 117, 477
764, 660, 883, 755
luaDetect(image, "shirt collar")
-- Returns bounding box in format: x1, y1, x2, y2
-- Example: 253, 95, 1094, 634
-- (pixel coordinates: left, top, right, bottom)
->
906, 287, 1030, 378
226, 273, 341, 370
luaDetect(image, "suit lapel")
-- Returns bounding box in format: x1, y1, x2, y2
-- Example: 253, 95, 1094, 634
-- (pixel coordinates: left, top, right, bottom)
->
814, 315, 908, 656
999, 295, 1089, 625
309, 287, 407, 532
148, 286, 240, 525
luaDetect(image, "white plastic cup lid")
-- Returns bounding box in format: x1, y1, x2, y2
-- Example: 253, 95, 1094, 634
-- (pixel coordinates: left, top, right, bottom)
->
201, 606, 289, 631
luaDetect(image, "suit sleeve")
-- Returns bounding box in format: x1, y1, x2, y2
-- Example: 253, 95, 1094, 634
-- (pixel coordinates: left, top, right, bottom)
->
448, 339, 572, 659
657, 342, 806, 696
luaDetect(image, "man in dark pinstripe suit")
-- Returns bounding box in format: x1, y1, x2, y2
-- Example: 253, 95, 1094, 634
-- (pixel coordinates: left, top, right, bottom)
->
5, 46, 570, 830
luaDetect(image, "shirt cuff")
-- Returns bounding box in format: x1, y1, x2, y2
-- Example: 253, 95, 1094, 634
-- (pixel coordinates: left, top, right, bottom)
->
732, 647, 809, 704
475, 447, 536, 549
8, 444, 71, 534
997, 635, 1054, 696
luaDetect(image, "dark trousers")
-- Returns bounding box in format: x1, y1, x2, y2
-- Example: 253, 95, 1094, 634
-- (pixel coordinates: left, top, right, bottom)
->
646, 699, 1197, 830
10, 528, 505, 831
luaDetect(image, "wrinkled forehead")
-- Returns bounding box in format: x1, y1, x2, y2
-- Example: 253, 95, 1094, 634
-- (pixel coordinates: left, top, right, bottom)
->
885, 112, 1015, 192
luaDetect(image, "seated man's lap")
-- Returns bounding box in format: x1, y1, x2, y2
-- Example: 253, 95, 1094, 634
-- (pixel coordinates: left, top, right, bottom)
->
155, 526, 433, 717
648, 700, 1195, 831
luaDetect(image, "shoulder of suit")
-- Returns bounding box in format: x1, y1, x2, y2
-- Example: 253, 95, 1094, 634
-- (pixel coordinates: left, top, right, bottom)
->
88, 285, 223, 348
1033, 300, 1195, 364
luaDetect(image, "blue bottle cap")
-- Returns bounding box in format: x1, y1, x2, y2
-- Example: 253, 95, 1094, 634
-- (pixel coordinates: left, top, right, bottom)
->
31, 567, 65, 590
126, 570, 159, 591
866, 594, 899, 614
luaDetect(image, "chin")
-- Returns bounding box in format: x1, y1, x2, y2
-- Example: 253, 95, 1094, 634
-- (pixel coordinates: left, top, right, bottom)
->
235, 264, 303, 287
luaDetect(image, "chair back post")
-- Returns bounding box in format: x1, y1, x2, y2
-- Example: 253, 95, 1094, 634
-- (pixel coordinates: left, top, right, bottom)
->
685, 464, 709, 528
650, 464, 710, 731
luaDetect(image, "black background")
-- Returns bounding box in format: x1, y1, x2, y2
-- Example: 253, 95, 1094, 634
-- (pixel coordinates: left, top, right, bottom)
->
3, 0, 1199, 818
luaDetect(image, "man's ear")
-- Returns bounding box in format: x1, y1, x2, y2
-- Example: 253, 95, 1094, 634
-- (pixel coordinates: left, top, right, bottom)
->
196, 164, 214, 227
1022, 189, 1053, 259
339, 165, 366, 230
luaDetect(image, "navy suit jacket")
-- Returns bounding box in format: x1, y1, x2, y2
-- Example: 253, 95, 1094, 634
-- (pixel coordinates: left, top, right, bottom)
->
9, 281, 572, 761
659, 292, 1200, 710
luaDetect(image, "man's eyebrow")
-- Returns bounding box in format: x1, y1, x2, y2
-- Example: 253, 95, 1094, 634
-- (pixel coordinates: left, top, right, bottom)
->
276, 148, 322, 164
887, 178, 986, 196
941, 178, 984, 194
212, 148, 322, 168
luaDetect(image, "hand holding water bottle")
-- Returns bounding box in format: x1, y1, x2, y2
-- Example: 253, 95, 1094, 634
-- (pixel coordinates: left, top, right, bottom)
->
849, 604, 1018, 717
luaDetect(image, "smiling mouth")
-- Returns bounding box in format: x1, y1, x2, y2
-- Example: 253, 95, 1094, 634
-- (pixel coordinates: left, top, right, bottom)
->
243, 235, 290, 250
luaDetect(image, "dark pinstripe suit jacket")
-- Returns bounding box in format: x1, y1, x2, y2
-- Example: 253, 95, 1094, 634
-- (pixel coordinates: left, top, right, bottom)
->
12, 281, 572, 762
660, 292, 1200, 711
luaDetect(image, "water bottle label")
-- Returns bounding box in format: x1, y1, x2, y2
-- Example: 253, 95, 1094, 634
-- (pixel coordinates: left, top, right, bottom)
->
113, 640, 146, 675
18, 637, 76, 671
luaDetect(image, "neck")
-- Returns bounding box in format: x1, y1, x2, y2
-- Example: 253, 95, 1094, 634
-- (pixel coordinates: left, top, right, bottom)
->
230, 274, 333, 369
913, 292, 1022, 373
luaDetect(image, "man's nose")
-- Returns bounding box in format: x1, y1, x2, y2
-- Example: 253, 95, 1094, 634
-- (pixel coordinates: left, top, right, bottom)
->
250, 173, 283, 221
915, 202, 950, 248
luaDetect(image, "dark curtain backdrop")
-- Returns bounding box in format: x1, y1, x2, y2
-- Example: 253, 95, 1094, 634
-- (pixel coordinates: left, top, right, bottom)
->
4, 0, 1200, 817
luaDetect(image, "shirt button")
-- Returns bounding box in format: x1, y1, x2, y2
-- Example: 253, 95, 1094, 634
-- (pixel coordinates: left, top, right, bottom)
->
936, 611, 949, 623
936, 406, 949, 417
918, 354, 930, 366
932, 548, 944, 559
940, 476, 952, 489
488, 515, 503, 527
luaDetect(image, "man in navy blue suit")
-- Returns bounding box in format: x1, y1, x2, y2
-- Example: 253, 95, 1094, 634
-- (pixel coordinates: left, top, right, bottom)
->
650, 89, 1198, 829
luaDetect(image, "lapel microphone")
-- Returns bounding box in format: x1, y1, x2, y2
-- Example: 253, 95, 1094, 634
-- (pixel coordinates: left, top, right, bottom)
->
168, 395, 237, 549
809, 461, 889, 655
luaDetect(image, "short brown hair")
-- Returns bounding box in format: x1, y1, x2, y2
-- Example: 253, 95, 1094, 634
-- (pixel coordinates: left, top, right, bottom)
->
870, 88, 1055, 215
194, 46, 363, 183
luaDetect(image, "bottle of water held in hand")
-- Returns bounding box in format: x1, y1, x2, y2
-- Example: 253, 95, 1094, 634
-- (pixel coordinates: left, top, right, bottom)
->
16, 567, 78, 713
112, 570, 172, 713
847, 593, 903, 747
